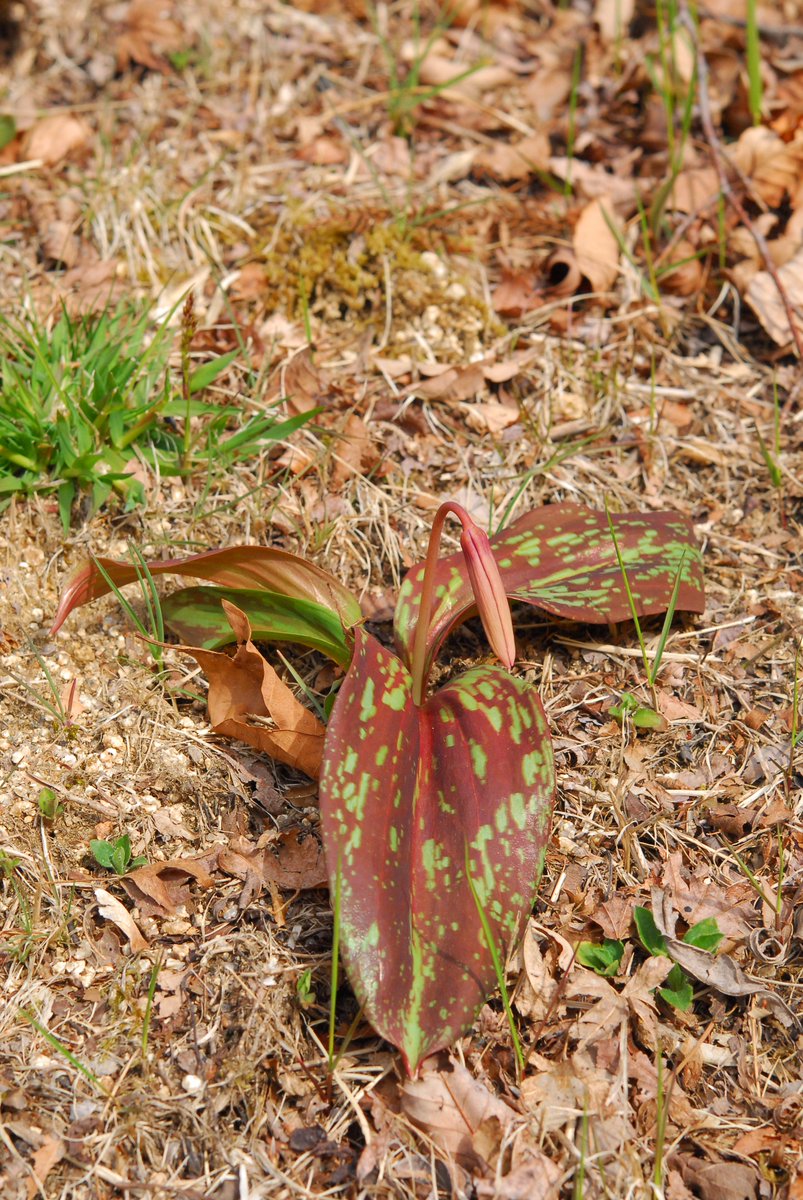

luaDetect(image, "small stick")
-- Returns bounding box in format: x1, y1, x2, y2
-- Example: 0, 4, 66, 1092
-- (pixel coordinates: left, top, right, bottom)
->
678, 1, 803, 375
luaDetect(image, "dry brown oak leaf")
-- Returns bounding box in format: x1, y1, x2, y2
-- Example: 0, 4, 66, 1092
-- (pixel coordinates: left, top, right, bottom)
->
178, 600, 325, 779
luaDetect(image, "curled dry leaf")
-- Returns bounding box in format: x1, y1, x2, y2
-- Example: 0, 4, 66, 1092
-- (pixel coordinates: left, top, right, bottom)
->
461, 401, 520, 436
661, 852, 754, 940
219, 829, 328, 891
120, 856, 216, 918
27, 1136, 66, 1200
513, 921, 558, 1023
178, 600, 325, 779
567, 957, 673, 1050
523, 65, 574, 123
746, 245, 803, 348
414, 362, 486, 403
24, 114, 91, 167
402, 1055, 514, 1171
492, 271, 542, 317
94, 888, 149, 952
629, 1048, 709, 1130
330, 412, 373, 491
668, 166, 719, 214
475, 1154, 562, 1200
674, 1156, 760, 1200
730, 127, 803, 210
595, 0, 635, 40
296, 135, 348, 165
547, 158, 638, 208
474, 133, 551, 182
660, 239, 704, 297
403, 42, 513, 98
115, 0, 185, 73
520, 1049, 627, 1136
280, 346, 333, 416
545, 198, 621, 296
590, 892, 633, 939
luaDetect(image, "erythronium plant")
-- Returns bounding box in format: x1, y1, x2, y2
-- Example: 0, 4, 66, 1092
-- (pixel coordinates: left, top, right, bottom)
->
51, 500, 705, 1074
320, 503, 554, 1072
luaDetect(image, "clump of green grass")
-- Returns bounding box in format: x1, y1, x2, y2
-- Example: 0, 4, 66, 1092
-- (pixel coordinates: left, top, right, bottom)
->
0, 300, 311, 530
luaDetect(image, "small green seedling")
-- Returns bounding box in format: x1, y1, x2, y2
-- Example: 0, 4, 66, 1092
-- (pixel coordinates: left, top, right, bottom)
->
0, 114, 15, 150
609, 691, 665, 730
90, 835, 147, 876
296, 968, 316, 1009
634, 907, 722, 1011
576, 938, 624, 976
0, 300, 311, 529
580, 912, 722, 1013
38, 788, 63, 822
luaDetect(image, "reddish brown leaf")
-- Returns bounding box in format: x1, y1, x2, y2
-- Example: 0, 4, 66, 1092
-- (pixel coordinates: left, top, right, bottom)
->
330, 413, 373, 490
114, 0, 184, 73
591, 893, 634, 939
50, 543, 361, 637
120, 856, 215, 917
320, 628, 554, 1073
394, 503, 705, 683
219, 830, 328, 891
402, 1055, 514, 1170
281, 346, 333, 416
181, 602, 325, 779
24, 114, 91, 166
27, 1136, 65, 1200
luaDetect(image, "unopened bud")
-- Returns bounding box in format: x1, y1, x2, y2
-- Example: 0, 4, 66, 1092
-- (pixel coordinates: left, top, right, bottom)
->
460, 522, 516, 669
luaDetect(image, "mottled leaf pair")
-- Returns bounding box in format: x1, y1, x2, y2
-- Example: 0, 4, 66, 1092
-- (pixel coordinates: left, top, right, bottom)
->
51, 502, 704, 1073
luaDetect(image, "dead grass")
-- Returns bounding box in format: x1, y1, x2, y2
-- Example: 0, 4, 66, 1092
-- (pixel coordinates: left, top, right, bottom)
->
1, 1, 802, 1198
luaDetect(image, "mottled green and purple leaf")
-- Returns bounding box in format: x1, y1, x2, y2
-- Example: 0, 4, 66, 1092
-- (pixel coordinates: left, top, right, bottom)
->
394, 503, 704, 678
50, 545, 362, 644
160, 586, 351, 665
320, 627, 554, 1075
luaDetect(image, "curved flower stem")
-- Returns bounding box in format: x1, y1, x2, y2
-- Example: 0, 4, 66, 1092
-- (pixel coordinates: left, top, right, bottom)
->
410, 501, 516, 707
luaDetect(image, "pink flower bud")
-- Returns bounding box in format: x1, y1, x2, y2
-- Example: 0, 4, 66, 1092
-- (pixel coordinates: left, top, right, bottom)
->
460, 522, 516, 670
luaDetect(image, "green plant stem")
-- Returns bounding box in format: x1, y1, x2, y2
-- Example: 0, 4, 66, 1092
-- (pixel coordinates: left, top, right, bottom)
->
788, 639, 801, 803
327, 857, 342, 1074
20, 1009, 106, 1092
464, 844, 525, 1079
142, 953, 162, 1061
650, 551, 686, 682
746, 0, 762, 124
410, 501, 466, 706
604, 499, 657, 709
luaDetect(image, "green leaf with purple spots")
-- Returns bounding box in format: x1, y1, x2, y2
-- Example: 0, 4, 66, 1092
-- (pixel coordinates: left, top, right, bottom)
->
50, 545, 362, 639
320, 627, 554, 1075
394, 503, 704, 679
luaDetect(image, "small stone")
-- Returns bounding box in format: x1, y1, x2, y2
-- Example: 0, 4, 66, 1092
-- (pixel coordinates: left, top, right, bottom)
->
182, 1074, 203, 1094
420, 251, 448, 279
